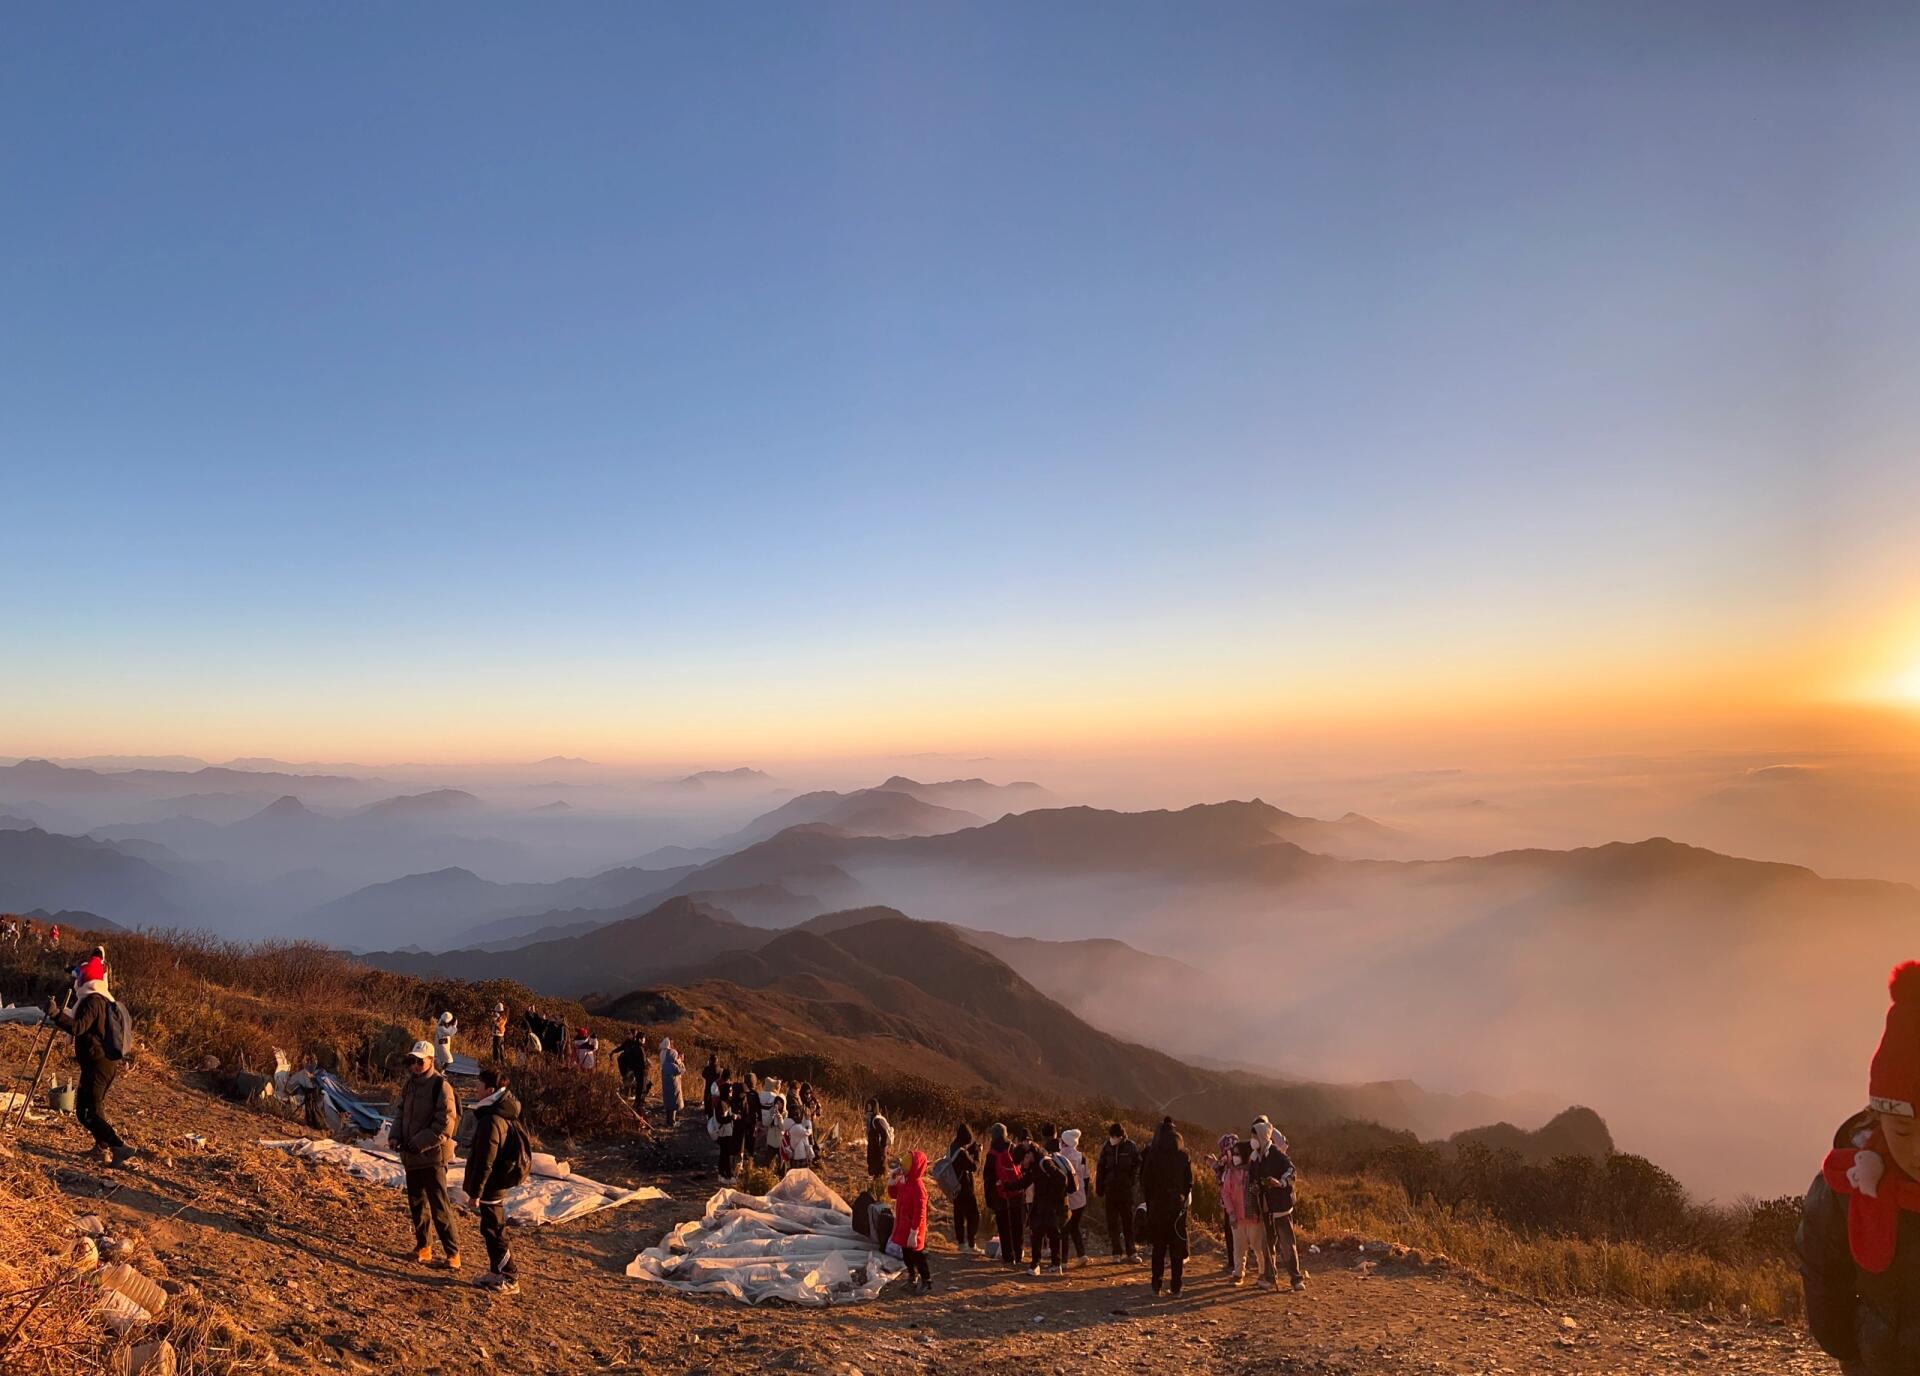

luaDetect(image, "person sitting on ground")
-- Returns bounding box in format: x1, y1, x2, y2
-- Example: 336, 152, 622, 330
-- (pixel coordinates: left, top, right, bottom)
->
947, 1123, 981, 1253
432, 1011, 457, 1072
1250, 1115, 1306, 1291
1139, 1116, 1193, 1297
1800, 961, 1920, 1375
47, 963, 136, 1167
865, 1099, 893, 1185
658, 1037, 685, 1126
391, 1039, 461, 1271
889, 1150, 934, 1294
1098, 1121, 1142, 1263
489, 1002, 509, 1063
571, 1025, 598, 1070
1222, 1140, 1262, 1286
461, 1065, 526, 1294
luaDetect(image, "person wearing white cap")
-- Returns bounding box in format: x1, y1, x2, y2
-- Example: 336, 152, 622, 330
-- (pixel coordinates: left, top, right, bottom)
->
489, 1002, 509, 1064
391, 1039, 461, 1270
432, 1011, 457, 1072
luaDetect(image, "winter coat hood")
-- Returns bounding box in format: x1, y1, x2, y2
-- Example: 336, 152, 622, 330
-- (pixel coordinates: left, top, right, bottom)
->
903, 1149, 927, 1182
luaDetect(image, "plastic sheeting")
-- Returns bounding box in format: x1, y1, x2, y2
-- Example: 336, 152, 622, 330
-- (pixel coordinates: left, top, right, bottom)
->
259, 1137, 668, 1227
625, 1169, 902, 1306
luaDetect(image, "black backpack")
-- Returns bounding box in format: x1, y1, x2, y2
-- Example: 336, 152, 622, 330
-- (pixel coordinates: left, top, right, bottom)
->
492, 1119, 533, 1192
101, 998, 135, 1062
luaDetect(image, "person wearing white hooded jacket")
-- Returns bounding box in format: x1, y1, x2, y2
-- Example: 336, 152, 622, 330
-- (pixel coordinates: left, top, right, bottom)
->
432, 1011, 457, 1072
1057, 1128, 1092, 1265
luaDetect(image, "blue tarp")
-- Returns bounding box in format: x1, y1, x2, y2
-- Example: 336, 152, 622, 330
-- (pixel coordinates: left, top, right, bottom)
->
313, 1069, 385, 1134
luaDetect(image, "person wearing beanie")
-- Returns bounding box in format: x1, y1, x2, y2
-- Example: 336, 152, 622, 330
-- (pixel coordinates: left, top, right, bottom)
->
1057, 1128, 1091, 1266
1801, 961, 1920, 1373
1098, 1121, 1142, 1262
1250, 1116, 1305, 1291
48, 964, 135, 1166
391, 1039, 461, 1270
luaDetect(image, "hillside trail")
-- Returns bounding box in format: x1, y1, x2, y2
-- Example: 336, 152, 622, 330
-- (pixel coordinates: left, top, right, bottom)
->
0, 1033, 1830, 1375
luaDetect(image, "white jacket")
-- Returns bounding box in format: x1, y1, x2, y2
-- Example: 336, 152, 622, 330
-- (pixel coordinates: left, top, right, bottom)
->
1059, 1130, 1089, 1211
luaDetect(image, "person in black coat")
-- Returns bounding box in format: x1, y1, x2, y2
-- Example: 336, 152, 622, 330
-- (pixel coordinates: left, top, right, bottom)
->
947, 1123, 981, 1251
1097, 1121, 1141, 1261
1138, 1117, 1192, 1296
49, 974, 136, 1165
462, 1067, 525, 1292
866, 1099, 893, 1181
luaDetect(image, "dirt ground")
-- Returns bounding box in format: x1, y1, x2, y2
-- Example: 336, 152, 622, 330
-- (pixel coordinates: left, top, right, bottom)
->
0, 1025, 1834, 1375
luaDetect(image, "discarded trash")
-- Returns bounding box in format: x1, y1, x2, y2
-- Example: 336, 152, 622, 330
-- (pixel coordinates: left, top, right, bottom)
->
64, 1236, 100, 1270
49, 1081, 77, 1114
531, 1151, 571, 1180
97, 1262, 168, 1319
111, 1338, 177, 1376
175, 1133, 208, 1150
95, 1288, 151, 1334
76, 1215, 109, 1237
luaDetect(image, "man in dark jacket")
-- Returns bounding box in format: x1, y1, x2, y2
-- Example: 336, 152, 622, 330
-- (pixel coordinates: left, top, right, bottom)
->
1249, 1117, 1305, 1290
615, 1032, 649, 1103
49, 972, 136, 1166
462, 1066, 525, 1293
1799, 961, 1920, 1374
1097, 1122, 1140, 1261
391, 1039, 461, 1270
866, 1099, 893, 1181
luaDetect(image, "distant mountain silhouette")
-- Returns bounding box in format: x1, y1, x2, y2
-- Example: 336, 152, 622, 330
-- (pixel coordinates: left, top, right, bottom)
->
677, 767, 771, 786
0, 828, 188, 924
1450, 1106, 1615, 1162
716, 788, 983, 850
354, 788, 481, 820
876, 775, 1053, 815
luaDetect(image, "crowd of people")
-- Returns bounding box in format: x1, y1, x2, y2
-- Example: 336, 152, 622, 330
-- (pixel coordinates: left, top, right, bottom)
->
698, 1057, 824, 1178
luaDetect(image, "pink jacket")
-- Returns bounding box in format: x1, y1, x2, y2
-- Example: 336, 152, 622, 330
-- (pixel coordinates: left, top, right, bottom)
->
1220, 1161, 1257, 1227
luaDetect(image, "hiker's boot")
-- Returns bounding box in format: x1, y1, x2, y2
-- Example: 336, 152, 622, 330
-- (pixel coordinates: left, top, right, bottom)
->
492, 1277, 519, 1295
1290, 1277, 1307, 1292
414, 1246, 433, 1265
441, 1252, 462, 1271
108, 1145, 139, 1168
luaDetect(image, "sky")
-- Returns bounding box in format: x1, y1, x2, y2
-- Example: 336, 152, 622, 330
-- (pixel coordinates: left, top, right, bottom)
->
2, 2, 1917, 764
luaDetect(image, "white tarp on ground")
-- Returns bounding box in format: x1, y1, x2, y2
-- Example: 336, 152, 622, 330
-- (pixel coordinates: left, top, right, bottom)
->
625, 1169, 902, 1306
260, 1137, 667, 1227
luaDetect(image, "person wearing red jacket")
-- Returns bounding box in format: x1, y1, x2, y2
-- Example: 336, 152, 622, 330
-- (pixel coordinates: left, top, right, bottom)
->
888, 1149, 933, 1293
983, 1123, 1026, 1269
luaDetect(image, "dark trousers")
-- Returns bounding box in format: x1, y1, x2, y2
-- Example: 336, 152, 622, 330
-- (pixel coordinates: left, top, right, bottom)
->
1065, 1205, 1086, 1259
77, 1062, 129, 1155
952, 1189, 978, 1247
491, 1035, 506, 1063
478, 1200, 516, 1279
404, 1165, 460, 1255
1104, 1193, 1135, 1256
1151, 1243, 1184, 1293
1224, 1212, 1237, 1271
1266, 1213, 1302, 1283
993, 1196, 1025, 1265
901, 1246, 931, 1284
1030, 1222, 1062, 1268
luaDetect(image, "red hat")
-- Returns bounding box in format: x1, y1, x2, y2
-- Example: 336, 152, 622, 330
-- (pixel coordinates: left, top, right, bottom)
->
1869, 962, 1920, 1117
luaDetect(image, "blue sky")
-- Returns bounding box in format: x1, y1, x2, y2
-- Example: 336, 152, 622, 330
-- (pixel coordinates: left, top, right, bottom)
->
2, 3, 1914, 759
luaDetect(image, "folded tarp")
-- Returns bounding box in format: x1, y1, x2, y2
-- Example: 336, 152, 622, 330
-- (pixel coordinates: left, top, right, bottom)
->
625, 1169, 901, 1305
260, 1137, 668, 1227
0, 1005, 46, 1025
308, 1070, 385, 1135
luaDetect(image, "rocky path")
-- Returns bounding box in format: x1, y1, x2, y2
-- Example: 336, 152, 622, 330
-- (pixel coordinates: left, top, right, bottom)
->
0, 1032, 1833, 1375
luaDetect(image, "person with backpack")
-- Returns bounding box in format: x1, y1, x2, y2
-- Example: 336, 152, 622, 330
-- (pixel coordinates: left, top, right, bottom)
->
1098, 1121, 1141, 1262
1139, 1117, 1193, 1296
461, 1065, 528, 1294
1026, 1137, 1071, 1276
781, 1099, 815, 1173
47, 964, 137, 1166
865, 1099, 894, 1184
571, 1026, 598, 1070
1249, 1116, 1306, 1291
391, 1039, 461, 1271
1057, 1128, 1091, 1266
945, 1123, 980, 1252
888, 1149, 934, 1294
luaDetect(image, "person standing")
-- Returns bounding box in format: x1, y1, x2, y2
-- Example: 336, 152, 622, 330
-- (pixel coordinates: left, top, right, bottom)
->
461, 1065, 527, 1294
489, 1002, 509, 1064
1057, 1128, 1091, 1266
571, 1026, 598, 1070
1250, 1117, 1306, 1291
1098, 1121, 1141, 1262
865, 1099, 894, 1184
391, 1039, 461, 1270
658, 1037, 685, 1126
1139, 1117, 1193, 1296
1213, 1132, 1240, 1275
712, 1081, 740, 1180
888, 1150, 934, 1294
48, 967, 136, 1166
984, 1122, 1025, 1268
1027, 1139, 1070, 1276
947, 1123, 981, 1252
432, 1011, 457, 1072
615, 1031, 648, 1102
1222, 1141, 1262, 1285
